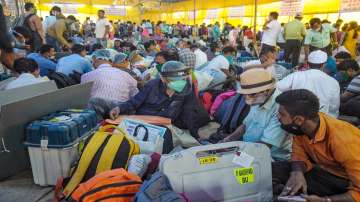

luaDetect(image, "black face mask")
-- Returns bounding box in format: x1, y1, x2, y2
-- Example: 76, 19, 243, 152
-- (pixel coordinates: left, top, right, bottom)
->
280, 122, 305, 136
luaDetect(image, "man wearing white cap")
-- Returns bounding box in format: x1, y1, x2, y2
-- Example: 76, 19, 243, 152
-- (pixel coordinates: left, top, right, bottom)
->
277, 50, 340, 118
222, 68, 292, 161
284, 13, 306, 67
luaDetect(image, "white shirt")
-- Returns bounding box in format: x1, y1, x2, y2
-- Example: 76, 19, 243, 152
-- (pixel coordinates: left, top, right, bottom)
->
261, 20, 281, 46
95, 18, 111, 38
277, 69, 340, 118
5, 73, 47, 90
194, 48, 208, 68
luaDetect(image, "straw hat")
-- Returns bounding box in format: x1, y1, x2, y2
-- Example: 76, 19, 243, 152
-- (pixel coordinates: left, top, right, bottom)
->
238, 69, 276, 94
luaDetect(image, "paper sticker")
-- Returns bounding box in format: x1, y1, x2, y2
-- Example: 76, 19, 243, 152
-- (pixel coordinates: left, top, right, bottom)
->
50, 115, 71, 122
232, 152, 254, 168
40, 139, 49, 150
234, 167, 254, 185
198, 156, 218, 165
67, 109, 84, 112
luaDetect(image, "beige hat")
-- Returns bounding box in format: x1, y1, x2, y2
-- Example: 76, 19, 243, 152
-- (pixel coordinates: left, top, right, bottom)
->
238, 69, 276, 94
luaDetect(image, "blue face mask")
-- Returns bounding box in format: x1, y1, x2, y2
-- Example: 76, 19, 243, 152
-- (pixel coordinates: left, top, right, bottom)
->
225, 55, 234, 65
168, 79, 187, 93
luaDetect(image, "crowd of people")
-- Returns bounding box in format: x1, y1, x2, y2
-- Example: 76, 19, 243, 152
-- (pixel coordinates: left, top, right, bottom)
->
1, 2, 360, 201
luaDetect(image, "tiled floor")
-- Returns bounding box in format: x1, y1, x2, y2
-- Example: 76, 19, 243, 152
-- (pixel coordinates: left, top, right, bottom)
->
0, 170, 54, 202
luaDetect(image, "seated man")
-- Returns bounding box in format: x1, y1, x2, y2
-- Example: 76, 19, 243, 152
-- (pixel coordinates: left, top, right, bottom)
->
273, 89, 360, 202
27, 44, 56, 76
143, 40, 158, 57
340, 59, 360, 118
200, 46, 236, 87
244, 46, 289, 80
177, 38, 196, 69
221, 69, 291, 161
81, 50, 138, 102
95, 61, 210, 140
5, 58, 47, 90
277, 50, 340, 118
56, 44, 93, 76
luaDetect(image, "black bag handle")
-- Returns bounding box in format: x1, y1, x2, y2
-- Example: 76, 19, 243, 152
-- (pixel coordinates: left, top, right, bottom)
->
133, 124, 149, 141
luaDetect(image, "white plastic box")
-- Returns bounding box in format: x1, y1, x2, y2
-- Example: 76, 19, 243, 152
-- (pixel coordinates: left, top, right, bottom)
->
27, 142, 79, 186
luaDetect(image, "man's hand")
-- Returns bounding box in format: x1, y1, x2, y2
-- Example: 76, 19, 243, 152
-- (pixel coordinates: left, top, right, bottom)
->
280, 171, 307, 196
1, 51, 15, 69
303, 195, 326, 202
109, 107, 120, 120
219, 136, 231, 143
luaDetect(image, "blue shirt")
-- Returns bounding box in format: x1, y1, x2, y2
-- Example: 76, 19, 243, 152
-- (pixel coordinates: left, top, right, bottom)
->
27, 53, 57, 76
242, 89, 292, 161
56, 54, 93, 76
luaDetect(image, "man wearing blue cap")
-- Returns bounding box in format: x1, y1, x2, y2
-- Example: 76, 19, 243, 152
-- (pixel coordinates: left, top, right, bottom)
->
90, 61, 210, 140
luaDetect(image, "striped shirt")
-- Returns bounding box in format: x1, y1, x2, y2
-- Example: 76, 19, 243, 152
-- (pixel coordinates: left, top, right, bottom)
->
347, 75, 360, 94
81, 64, 139, 102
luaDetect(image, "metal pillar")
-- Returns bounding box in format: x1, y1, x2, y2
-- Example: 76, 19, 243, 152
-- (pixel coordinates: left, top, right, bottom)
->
193, 0, 196, 25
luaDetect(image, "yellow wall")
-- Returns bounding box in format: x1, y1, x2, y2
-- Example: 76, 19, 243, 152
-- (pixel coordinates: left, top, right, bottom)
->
36, 0, 360, 27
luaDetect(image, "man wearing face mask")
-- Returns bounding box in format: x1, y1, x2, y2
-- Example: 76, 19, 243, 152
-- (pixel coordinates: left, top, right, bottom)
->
273, 89, 360, 202
107, 61, 210, 140
221, 69, 292, 161
304, 18, 338, 61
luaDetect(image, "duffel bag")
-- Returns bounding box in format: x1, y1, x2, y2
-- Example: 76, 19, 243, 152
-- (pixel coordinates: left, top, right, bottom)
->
70, 168, 142, 202
58, 125, 140, 199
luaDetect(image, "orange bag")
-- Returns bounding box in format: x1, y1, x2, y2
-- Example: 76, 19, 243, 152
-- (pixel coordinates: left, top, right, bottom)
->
71, 168, 142, 202
105, 115, 171, 126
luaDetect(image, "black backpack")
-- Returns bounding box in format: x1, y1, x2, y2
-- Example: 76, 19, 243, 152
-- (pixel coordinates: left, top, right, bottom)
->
209, 94, 250, 143
47, 71, 77, 88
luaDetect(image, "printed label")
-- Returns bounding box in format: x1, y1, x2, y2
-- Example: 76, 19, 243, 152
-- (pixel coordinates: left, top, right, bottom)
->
234, 167, 254, 185
198, 156, 218, 165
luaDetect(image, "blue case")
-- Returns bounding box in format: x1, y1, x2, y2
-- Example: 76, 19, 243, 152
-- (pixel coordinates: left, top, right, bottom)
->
26, 109, 98, 147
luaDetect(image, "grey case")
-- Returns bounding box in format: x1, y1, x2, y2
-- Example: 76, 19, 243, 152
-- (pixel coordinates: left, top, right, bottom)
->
160, 141, 273, 202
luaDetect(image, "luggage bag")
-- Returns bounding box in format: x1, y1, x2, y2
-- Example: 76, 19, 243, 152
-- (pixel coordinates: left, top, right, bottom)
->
159, 141, 273, 202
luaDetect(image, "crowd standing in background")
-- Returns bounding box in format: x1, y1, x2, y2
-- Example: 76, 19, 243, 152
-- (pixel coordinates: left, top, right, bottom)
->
2, 2, 360, 201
